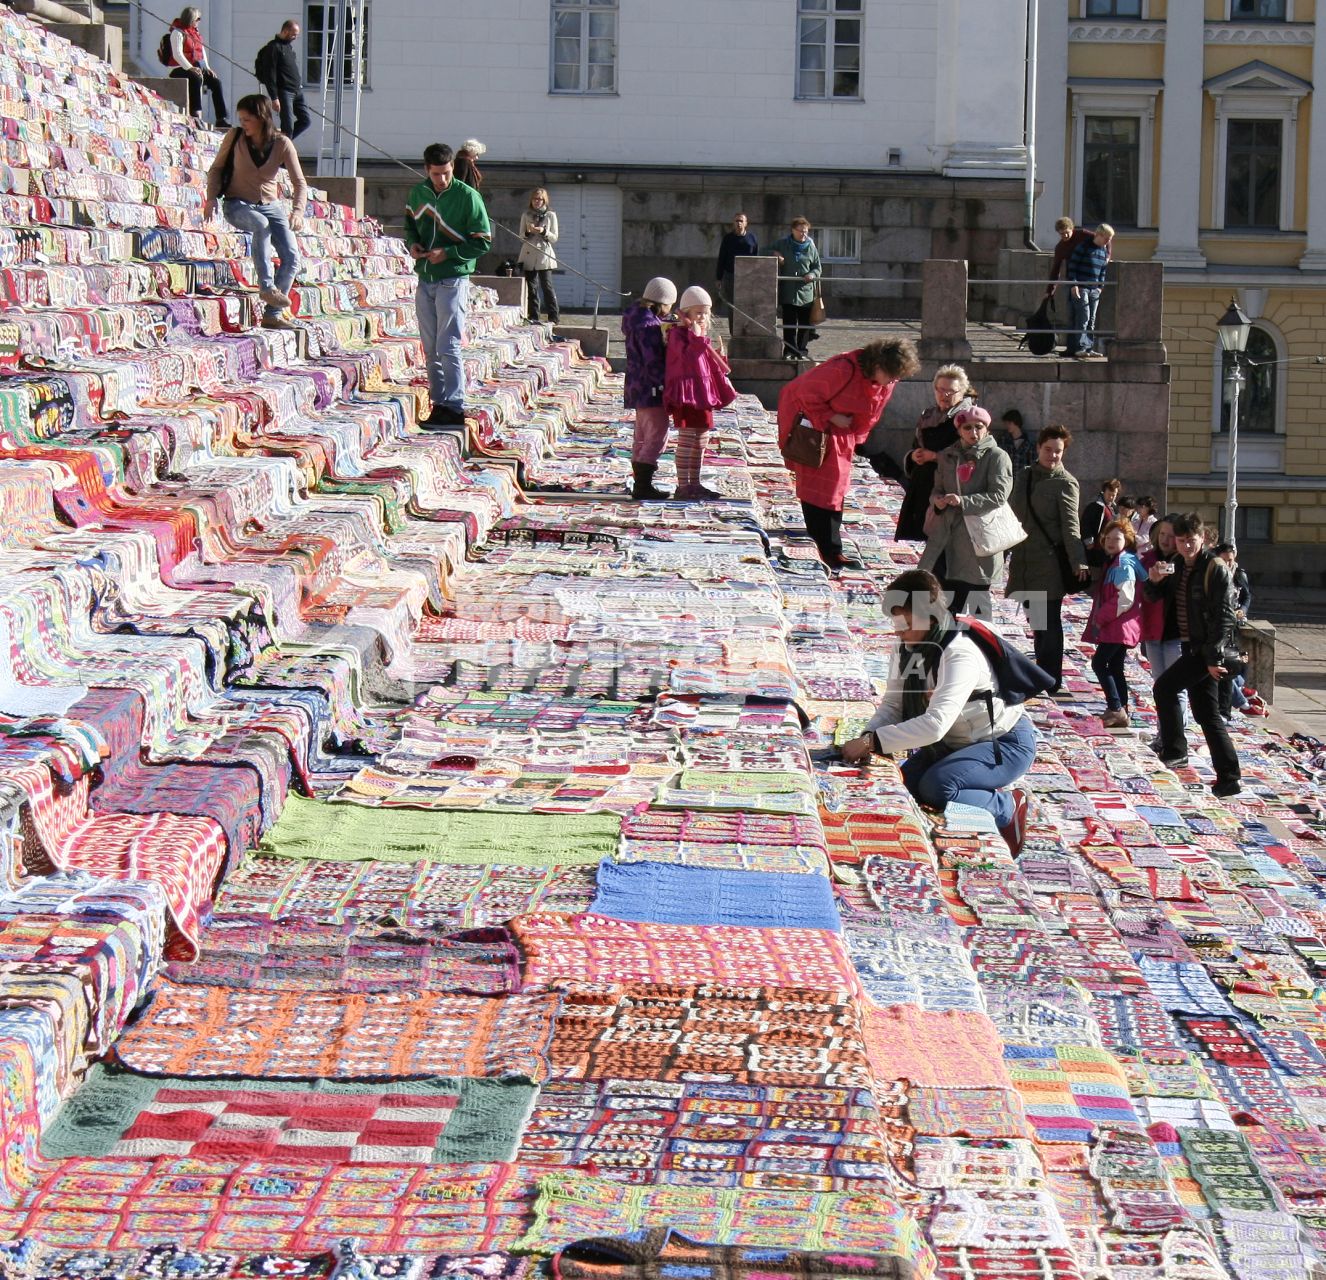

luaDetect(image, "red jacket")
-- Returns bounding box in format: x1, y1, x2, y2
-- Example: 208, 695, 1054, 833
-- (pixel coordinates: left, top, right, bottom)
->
776, 352, 895, 510
170, 20, 205, 68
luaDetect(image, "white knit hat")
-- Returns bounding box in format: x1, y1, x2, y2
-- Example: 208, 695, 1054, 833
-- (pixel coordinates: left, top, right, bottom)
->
642, 277, 677, 305
679, 285, 712, 310
459, 138, 487, 156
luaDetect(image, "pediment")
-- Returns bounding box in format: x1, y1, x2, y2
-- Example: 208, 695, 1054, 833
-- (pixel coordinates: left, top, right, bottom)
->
1204, 59, 1312, 97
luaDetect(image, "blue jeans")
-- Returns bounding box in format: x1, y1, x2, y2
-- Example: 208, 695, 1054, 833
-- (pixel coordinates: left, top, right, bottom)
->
900, 714, 1038, 828
1067, 285, 1101, 354
275, 88, 311, 139
1143, 638, 1189, 725
223, 200, 299, 318
416, 277, 470, 410
1091, 641, 1129, 711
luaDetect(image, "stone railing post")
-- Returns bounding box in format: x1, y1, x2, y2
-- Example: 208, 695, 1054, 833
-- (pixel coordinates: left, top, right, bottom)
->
1106, 259, 1167, 365
920, 259, 972, 363
731, 256, 781, 361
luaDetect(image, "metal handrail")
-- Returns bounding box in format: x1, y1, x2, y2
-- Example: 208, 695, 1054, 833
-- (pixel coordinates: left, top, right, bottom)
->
774, 275, 1118, 286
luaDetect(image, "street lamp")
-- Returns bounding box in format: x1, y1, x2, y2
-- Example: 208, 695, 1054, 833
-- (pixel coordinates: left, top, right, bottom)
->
1217, 297, 1252, 554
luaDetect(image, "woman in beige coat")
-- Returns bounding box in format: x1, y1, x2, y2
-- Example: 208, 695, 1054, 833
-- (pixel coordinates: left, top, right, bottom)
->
919, 405, 1013, 616
517, 188, 560, 324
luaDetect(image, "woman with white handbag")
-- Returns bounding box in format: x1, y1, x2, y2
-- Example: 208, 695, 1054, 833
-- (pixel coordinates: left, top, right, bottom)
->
919, 405, 1023, 615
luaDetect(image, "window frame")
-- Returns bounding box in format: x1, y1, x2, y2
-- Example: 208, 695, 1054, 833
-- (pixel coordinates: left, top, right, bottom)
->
795, 0, 864, 103
1219, 507, 1274, 543
1081, 0, 1146, 17
549, 0, 619, 97
1226, 0, 1290, 21
1069, 87, 1158, 229
818, 226, 862, 264
1223, 117, 1284, 229
1209, 314, 1287, 475
1081, 114, 1142, 228
1205, 63, 1308, 234
303, 0, 371, 90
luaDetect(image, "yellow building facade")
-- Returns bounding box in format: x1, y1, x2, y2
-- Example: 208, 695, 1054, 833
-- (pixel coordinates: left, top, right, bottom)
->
1037, 0, 1326, 584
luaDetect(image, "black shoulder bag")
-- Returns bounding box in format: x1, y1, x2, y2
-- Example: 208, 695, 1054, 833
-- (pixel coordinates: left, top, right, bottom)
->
216, 128, 241, 200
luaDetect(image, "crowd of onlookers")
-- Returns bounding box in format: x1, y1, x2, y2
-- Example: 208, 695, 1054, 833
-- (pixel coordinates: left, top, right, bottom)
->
770, 350, 1256, 813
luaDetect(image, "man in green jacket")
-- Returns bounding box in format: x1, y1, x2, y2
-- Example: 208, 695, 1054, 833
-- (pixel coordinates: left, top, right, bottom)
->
404, 142, 491, 426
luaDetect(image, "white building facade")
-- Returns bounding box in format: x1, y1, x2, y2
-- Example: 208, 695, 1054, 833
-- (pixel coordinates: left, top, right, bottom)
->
133, 0, 1034, 311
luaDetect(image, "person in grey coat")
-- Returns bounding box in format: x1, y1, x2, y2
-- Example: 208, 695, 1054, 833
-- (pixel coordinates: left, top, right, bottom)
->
1006, 423, 1090, 692
919, 405, 1012, 617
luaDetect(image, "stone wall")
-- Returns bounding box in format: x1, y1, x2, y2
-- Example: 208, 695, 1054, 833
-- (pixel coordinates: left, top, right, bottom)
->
873, 361, 1171, 508
360, 163, 1028, 320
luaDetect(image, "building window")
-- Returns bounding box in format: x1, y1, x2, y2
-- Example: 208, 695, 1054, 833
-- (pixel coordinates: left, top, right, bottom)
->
1230, 0, 1287, 20
551, 0, 617, 95
797, 0, 862, 101
1219, 507, 1273, 542
1084, 0, 1143, 15
1082, 116, 1140, 226
304, 2, 370, 87
1221, 325, 1278, 435
1224, 119, 1282, 229
818, 227, 861, 264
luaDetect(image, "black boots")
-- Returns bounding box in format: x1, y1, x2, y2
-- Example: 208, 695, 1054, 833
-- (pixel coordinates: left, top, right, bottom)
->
631, 462, 670, 501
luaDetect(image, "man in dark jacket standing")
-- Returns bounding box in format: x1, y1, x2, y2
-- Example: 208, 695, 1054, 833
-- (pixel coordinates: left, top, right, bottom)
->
1144, 512, 1242, 797
256, 20, 311, 139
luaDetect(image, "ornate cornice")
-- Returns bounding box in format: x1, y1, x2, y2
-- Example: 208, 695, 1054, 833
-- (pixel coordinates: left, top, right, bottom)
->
1069, 21, 1166, 42
1069, 20, 1314, 45
1205, 23, 1313, 44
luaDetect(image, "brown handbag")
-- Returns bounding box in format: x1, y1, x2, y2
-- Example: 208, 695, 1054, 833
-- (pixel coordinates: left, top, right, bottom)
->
778, 355, 858, 469
807, 279, 826, 325
781, 416, 827, 467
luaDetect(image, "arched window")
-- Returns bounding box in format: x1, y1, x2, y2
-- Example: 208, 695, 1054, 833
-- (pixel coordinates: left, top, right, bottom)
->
1220, 323, 1277, 435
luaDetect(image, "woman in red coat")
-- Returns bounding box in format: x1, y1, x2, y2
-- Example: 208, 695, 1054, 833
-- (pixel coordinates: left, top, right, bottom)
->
777, 338, 920, 568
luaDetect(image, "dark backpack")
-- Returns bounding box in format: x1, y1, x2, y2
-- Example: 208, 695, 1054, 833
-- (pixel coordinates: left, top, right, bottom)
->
1020, 297, 1056, 356
254, 40, 276, 88
157, 31, 173, 66
956, 616, 1056, 760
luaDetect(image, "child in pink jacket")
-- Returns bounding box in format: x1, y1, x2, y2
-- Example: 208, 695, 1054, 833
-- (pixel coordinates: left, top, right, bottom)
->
664, 285, 737, 501
1086, 518, 1146, 729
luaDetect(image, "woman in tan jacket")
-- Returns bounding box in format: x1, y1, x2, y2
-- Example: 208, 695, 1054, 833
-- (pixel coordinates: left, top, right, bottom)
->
204, 95, 307, 331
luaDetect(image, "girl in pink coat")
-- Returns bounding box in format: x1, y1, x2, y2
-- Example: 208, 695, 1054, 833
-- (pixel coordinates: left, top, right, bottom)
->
1086, 518, 1146, 729
664, 286, 737, 500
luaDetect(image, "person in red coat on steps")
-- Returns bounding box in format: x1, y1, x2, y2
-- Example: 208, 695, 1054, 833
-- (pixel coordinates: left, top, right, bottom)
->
777, 338, 921, 569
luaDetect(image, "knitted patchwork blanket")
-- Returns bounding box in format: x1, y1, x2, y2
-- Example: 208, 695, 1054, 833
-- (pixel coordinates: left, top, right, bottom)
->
518, 1171, 935, 1271
554, 1227, 924, 1279
259, 796, 620, 865
588, 861, 840, 931
110, 981, 560, 1080
165, 919, 522, 995
549, 983, 873, 1088
511, 913, 858, 992
213, 856, 598, 928
0, 1157, 538, 1253
42, 1063, 536, 1164
520, 1077, 911, 1194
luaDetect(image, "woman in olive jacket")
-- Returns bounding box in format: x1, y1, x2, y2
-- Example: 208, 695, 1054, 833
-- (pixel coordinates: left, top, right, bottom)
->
1006, 424, 1090, 692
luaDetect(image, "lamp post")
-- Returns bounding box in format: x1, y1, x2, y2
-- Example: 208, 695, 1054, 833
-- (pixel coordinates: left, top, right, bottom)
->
1217, 297, 1252, 555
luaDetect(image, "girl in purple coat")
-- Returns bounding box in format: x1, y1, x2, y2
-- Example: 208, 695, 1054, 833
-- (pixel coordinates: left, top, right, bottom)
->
1086, 518, 1146, 729
623, 276, 677, 500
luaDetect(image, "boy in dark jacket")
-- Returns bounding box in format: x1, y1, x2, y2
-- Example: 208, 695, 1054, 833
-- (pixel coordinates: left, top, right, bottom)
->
1143, 512, 1242, 797
256, 20, 310, 138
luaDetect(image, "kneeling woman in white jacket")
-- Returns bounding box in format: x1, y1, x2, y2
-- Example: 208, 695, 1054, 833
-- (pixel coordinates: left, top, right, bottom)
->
842, 568, 1037, 853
